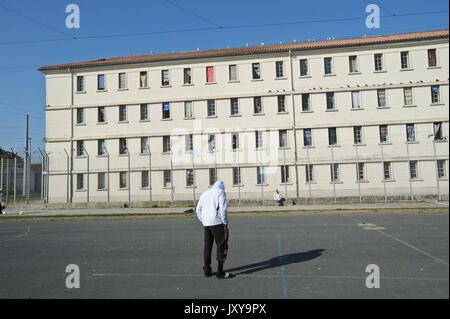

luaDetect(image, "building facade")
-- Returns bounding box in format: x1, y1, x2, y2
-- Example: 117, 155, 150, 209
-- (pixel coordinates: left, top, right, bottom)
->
39, 29, 449, 204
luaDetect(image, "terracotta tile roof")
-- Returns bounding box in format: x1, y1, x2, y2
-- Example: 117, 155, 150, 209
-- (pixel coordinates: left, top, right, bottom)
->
38, 29, 449, 71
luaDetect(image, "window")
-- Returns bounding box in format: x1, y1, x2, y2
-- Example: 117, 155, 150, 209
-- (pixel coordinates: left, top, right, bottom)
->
119, 172, 127, 189
383, 162, 392, 181
252, 63, 261, 80
208, 134, 216, 151
118, 73, 127, 89
207, 100, 216, 117
140, 104, 148, 121
374, 54, 383, 71
186, 169, 194, 187
161, 70, 170, 86
275, 61, 284, 78
97, 74, 105, 90
431, 85, 440, 104
353, 126, 362, 144
163, 136, 171, 153
406, 124, 415, 142
119, 138, 127, 155
351, 91, 361, 109
409, 161, 418, 179
98, 139, 106, 156
76, 108, 84, 124
303, 129, 312, 147
183, 68, 192, 85
379, 125, 389, 143
163, 170, 172, 188
229, 64, 238, 81
253, 97, 262, 114
277, 96, 286, 113
404, 87, 413, 105
139, 71, 148, 88
377, 89, 387, 107
98, 173, 105, 190
206, 66, 215, 83
349, 55, 358, 73
184, 101, 193, 118
279, 130, 288, 148
400, 51, 410, 69
232, 167, 241, 186
428, 49, 437, 67
98, 107, 106, 123
331, 164, 339, 182
141, 137, 149, 153
356, 163, 365, 181
232, 133, 239, 150
119, 105, 127, 122
433, 122, 443, 141
328, 127, 337, 146
324, 57, 333, 75
185, 134, 193, 152
257, 166, 265, 184
76, 174, 84, 190
326, 92, 335, 110
230, 98, 239, 115
305, 165, 314, 183
437, 160, 446, 179
255, 131, 263, 149
162, 102, 171, 119
76, 76, 84, 92
302, 94, 310, 111
209, 168, 217, 186
76, 140, 84, 157
281, 165, 289, 183
141, 171, 149, 188
300, 59, 309, 76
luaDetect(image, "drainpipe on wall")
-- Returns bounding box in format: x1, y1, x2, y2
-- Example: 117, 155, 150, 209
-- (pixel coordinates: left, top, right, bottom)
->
289, 50, 300, 201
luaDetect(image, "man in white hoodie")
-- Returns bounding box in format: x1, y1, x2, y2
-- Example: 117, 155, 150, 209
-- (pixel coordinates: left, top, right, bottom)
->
196, 181, 234, 279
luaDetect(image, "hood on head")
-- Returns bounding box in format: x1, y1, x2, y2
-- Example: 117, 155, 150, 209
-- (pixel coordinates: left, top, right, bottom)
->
213, 181, 225, 192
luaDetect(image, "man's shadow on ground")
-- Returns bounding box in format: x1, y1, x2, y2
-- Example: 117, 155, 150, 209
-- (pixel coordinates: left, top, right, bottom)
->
226, 249, 325, 276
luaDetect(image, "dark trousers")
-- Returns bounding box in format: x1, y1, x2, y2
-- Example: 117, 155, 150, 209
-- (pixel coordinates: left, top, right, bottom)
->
203, 224, 229, 272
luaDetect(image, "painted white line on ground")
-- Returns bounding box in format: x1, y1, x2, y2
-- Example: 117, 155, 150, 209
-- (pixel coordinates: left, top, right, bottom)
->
374, 229, 449, 267
91, 273, 448, 281
0, 226, 30, 244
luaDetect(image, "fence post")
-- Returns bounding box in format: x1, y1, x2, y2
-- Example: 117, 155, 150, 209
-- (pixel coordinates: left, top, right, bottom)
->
432, 139, 441, 201
355, 144, 362, 203
330, 146, 336, 204
84, 146, 89, 205
405, 142, 414, 201
380, 143, 387, 202
170, 151, 174, 207
148, 147, 152, 207
6, 158, 9, 205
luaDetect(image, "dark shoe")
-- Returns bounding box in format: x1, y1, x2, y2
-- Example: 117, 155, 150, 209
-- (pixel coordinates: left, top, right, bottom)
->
203, 266, 213, 277
216, 272, 234, 279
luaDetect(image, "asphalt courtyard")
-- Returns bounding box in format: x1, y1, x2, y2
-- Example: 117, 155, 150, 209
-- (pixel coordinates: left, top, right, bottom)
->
0, 211, 448, 299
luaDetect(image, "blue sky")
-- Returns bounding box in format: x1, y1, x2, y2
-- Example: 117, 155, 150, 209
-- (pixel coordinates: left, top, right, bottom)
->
0, 0, 448, 159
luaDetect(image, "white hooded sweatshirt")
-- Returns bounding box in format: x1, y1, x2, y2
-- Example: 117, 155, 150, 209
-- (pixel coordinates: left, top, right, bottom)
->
196, 181, 228, 227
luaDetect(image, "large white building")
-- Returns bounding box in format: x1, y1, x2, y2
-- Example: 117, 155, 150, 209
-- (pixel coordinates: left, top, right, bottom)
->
39, 29, 449, 205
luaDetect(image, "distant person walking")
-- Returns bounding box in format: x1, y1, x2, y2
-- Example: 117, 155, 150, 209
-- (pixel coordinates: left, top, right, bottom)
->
196, 181, 234, 279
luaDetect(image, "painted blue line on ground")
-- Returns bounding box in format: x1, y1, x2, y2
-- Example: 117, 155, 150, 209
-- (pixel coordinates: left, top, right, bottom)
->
276, 234, 288, 299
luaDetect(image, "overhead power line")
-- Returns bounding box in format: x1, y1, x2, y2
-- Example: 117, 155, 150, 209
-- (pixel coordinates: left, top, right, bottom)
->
0, 3, 75, 39
0, 10, 447, 46
163, 0, 222, 28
